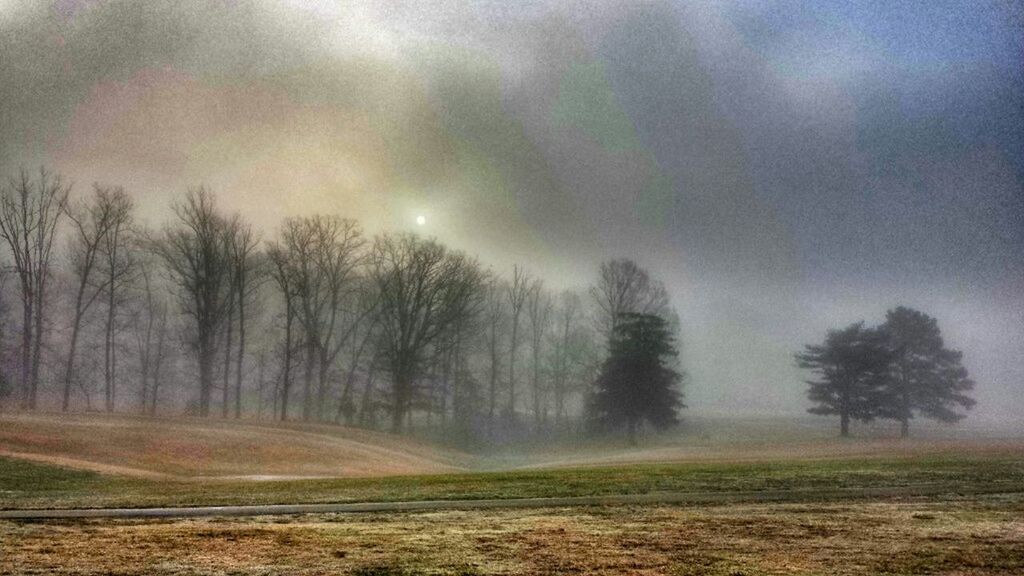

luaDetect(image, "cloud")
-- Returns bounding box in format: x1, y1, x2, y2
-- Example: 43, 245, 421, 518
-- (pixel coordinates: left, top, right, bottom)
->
1, 0, 1021, 419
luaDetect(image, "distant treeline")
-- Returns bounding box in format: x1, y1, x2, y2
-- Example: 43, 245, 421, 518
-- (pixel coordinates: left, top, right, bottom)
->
0, 168, 683, 445
0, 168, 975, 444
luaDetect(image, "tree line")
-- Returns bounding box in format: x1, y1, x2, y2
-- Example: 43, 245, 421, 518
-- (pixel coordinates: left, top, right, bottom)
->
0, 168, 685, 445
796, 307, 975, 437
0, 167, 977, 443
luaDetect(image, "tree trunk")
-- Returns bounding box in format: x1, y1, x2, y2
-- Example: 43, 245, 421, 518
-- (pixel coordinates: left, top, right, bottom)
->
30, 291, 44, 410
279, 309, 293, 421
358, 359, 377, 427
391, 363, 410, 434
20, 293, 32, 410
302, 338, 315, 421
532, 352, 541, 431
221, 303, 234, 418
317, 347, 329, 422
198, 332, 214, 417
62, 308, 85, 412
104, 284, 116, 412
508, 321, 518, 424
234, 293, 245, 419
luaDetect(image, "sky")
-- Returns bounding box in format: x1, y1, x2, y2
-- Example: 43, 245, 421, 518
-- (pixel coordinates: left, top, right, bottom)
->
1, 0, 1022, 421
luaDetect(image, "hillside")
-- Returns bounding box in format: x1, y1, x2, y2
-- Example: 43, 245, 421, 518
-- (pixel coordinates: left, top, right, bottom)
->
0, 412, 468, 479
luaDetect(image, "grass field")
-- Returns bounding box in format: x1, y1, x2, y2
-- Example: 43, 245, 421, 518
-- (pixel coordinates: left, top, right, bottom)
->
0, 412, 466, 478
4, 496, 1024, 574
3, 452, 1023, 510
2, 413, 1022, 574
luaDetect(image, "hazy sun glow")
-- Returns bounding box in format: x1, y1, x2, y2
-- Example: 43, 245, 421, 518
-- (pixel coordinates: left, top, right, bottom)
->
416, 214, 426, 226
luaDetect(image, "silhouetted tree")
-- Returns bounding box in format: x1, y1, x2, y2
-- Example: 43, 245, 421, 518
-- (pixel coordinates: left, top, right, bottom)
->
226, 216, 262, 418
130, 256, 171, 415
151, 188, 232, 417
0, 168, 70, 409
505, 265, 531, 423
526, 279, 550, 430
590, 259, 669, 341
370, 234, 486, 433
99, 188, 134, 412
588, 312, 684, 444
483, 278, 507, 427
881, 306, 975, 437
267, 240, 299, 420
61, 185, 125, 411
796, 322, 893, 437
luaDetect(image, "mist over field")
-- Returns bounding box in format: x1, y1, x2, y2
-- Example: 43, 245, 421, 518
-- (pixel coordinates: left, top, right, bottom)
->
4, 3, 1024, 574
1, 0, 1022, 425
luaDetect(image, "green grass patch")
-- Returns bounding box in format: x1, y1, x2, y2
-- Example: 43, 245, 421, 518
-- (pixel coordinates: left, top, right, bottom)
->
2, 454, 1022, 510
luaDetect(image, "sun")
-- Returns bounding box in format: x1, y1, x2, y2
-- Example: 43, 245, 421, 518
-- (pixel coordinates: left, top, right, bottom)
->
416, 214, 426, 226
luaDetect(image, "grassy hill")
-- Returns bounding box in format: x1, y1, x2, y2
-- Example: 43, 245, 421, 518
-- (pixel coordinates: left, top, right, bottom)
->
0, 412, 469, 479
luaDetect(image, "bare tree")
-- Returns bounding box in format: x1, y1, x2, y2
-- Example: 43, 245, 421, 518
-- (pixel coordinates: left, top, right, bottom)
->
526, 279, 550, 429
99, 189, 134, 412
590, 258, 670, 339
483, 278, 506, 426
227, 217, 263, 419
550, 290, 583, 426
505, 265, 531, 422
151, 188, 231, 417
334, 281, 379, 425
60, 186, 123, 411
370, 234, 486, 433
130, 256, 170, 415
0, 168, 70, 409
309, 217, 366, 421
267, 240, 298, 420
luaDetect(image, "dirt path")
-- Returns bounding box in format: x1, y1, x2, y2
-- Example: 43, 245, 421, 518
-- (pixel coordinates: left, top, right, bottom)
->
4, 482, 1021, 520
0, 451, 175, 480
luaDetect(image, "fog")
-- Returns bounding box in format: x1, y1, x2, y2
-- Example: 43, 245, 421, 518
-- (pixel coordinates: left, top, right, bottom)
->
2, 0, 1021, 423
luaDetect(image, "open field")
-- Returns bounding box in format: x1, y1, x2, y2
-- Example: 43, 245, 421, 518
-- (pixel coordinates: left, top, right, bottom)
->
0, 412, 468, 478
3, 448, 1023, 510
2, 412, 1023, 511
2, 413, 1022, 573
4, 495, 1024, 575
3, 412, 1021, 478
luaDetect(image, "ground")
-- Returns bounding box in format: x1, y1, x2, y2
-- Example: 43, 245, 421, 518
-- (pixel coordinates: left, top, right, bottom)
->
0, 412, 466, 478
4, 496, 1024, 575
1, 413, 1022, 574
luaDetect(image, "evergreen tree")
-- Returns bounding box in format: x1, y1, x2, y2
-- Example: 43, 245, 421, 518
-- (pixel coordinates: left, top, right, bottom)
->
881, 306, 975, 437
796, 322, 893, 437
588, 313, 683, 444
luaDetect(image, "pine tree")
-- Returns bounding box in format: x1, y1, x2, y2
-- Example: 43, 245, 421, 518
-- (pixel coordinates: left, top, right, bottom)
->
796, 322, 893, 437
881, 307, 975, 437
588, 313, 684, 444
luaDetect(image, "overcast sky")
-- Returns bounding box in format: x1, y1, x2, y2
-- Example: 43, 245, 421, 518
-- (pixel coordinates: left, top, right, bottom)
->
2, 0, 1022, 421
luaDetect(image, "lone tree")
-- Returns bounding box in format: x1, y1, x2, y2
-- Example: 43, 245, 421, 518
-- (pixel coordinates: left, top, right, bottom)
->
796, 322, 893, 437
588, 312, 683, 444
881, 306, 975, 438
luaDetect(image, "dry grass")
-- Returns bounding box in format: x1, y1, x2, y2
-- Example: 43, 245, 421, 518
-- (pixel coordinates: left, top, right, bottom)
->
0, 412, 468, 478
3, 495, 1023, 575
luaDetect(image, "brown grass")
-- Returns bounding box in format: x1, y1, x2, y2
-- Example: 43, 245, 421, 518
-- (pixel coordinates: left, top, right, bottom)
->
0, 412, 469, 479
3, 495, 1023, 575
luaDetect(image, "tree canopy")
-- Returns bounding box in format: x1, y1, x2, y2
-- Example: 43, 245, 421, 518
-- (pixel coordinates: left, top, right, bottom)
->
588, 312, 684, 444
797, 306, 975, 437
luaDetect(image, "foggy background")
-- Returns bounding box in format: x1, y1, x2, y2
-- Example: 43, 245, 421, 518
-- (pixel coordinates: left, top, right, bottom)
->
2, 0, 1021, 422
